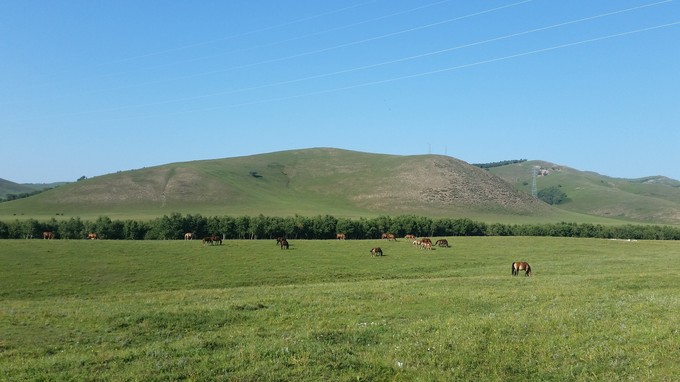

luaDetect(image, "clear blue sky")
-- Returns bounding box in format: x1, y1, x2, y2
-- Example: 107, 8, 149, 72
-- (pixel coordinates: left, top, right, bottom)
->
2, 0, 679, 183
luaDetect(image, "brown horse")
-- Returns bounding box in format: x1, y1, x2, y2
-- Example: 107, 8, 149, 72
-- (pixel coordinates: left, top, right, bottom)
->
336, 233, 346, 240
385, 233, 396, 241
43, 231, 55, 240
87, 233, 98, 240
512, 262, 532, 276
370, 247, 383, 257
435, 239, 450, 248
277, 237, 289, 249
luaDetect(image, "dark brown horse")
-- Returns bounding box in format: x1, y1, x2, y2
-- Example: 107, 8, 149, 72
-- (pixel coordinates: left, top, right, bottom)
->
370, 247, 383, 257
435, 239, 450, 247
512, 261, 532, 276
278, 237, 289, 249
43, 231, 55, 240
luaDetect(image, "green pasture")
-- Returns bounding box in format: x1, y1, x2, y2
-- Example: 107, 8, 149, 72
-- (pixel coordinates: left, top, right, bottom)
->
1, 237, 679, 381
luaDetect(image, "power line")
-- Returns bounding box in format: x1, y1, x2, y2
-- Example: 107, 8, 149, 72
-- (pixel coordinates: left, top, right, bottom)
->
11, 2, 674, 123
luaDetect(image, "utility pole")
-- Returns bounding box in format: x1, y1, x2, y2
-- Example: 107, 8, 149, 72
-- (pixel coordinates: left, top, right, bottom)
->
531, 166, 539, 198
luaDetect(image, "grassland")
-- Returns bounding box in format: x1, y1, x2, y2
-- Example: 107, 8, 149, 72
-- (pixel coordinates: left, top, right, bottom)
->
2, 237, 679, 381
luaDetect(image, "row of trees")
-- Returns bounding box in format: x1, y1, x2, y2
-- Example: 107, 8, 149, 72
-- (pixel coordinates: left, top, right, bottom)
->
1, 213, 680, 240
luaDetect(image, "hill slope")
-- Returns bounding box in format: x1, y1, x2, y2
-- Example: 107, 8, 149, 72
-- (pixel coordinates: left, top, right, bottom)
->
489, 161, 680, 224
0, 148, 558, 221
0, 179, 65, 199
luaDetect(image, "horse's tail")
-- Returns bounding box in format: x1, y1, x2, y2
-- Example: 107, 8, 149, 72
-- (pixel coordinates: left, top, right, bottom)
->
511, 262, 515, 275
526, 264, 532, 276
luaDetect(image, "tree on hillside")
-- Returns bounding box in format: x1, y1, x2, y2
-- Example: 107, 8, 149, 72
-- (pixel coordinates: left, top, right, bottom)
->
537, 186, 568, 205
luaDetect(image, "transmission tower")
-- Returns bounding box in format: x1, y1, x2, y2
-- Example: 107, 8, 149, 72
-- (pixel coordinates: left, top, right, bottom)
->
531, 166, 539, 198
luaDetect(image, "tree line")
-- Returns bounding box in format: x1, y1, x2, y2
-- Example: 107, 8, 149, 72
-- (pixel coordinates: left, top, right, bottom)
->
1, 213, 679, 240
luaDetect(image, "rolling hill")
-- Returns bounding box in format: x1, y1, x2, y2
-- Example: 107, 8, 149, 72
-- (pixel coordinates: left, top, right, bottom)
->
0, 148, 559, 222
2, 148, 680, 225
0, 179, 64, 199
488, 161, 680, 224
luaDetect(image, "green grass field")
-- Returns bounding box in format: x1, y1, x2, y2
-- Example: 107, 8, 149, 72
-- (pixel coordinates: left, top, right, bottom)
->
2, 237, 679, 381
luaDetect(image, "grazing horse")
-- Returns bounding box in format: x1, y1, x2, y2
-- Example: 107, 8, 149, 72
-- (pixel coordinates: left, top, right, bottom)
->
87, 233, 98, 240
404, 234, 416, 239
435, 239, 450, 248
370, 247, 383, 257
43, 231, 55, 240
211, 235, 222, 245
336, 233, 346, 240
280, 239, 289, 250
420, 242, 433, 250
184, 232, 193, 240
385, 233, 397, 241
202, 237, 213, 246
512, 262, 532, 276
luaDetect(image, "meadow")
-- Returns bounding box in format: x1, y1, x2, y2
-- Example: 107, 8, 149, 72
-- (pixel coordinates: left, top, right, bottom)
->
1, 237, 679, 381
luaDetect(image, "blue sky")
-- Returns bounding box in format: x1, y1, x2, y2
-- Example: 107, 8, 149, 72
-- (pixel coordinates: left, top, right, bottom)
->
2, 0, 679, 183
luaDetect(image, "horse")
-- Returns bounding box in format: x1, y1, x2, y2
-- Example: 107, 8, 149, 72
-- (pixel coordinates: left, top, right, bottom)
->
404, 234, 416, 239
87, 233, 98, 240
202, 237, 213, 246
336, 233, 346, 240
512, 262, 532, 276
210, 235, 222, 245
278, 238, 289, 250
370, 247, 383, 257
385, 233, 396, 241
435, 239, 450, 248
420, 242, 433, 250
43, 231, 55, 240
184, 232, 193, 240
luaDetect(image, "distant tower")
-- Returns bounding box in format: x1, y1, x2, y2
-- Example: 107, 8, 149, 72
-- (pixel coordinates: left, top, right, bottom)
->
531, 166, 539, 198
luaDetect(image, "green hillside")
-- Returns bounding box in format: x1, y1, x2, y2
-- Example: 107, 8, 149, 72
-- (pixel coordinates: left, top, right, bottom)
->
0, 179, 64, 199
488, 161, 680, 224
3, 149, 679, 225
0, 148, 568, 222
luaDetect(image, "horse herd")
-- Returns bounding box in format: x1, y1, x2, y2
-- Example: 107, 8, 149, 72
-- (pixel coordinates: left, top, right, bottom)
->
44, 230, 532, 276
41, 231, 98, 240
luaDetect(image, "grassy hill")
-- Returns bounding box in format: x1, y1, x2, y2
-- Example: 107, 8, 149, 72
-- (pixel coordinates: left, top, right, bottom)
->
488, 161, 680, 224
0, 148, 567, 222
3, 148, 679, 225
0, 179, 64, 199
